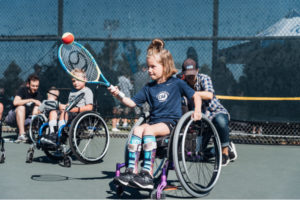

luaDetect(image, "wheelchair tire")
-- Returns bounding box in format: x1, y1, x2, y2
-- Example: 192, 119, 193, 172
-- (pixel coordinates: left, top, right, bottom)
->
44, 145, 72, 161
172, 111, 222, 197
69, 111, 110, 164
29, 114, 48, 144
44, 149, 64, 161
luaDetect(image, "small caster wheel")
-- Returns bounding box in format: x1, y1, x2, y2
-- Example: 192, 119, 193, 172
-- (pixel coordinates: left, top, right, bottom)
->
63, 156, 72, 167
150, 189, 166, 200
115, 183, 124, 197
26, 150, 34, 163
0, 152, 5, 163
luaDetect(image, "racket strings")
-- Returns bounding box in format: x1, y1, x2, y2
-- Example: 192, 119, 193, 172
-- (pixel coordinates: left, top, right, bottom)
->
60, 44, 100, 82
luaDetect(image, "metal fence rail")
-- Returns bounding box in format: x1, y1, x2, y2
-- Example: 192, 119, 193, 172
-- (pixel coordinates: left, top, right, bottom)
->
1, 0, 300, 144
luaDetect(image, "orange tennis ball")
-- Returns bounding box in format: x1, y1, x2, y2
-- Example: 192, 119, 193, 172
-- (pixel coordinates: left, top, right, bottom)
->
62, 32, 74, 44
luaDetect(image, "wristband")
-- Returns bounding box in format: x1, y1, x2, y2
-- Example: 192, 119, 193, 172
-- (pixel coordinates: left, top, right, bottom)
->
118, 91, 125, 99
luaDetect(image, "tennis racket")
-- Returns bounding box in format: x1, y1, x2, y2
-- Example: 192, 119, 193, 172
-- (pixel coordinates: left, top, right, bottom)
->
65, 92, 85, 112
58, 41, 125, 98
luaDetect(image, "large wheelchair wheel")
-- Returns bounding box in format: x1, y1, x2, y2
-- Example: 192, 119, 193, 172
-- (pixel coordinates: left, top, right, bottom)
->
29, 114, 48, 144
173, 111, 222, 197
69, 111, 110, 164
124, 112, 166, 178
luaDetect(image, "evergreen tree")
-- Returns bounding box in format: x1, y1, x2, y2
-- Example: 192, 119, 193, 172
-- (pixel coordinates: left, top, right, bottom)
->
2, 61, 24, 101
94, 40, 121, 116
237, 40, 300, 121
199, 64, 211, 77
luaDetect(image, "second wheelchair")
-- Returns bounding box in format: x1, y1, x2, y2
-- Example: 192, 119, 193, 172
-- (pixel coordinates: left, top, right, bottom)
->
26, 94, 110, 167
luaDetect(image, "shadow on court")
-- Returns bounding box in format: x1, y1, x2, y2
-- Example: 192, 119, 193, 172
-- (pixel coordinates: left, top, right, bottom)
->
1, 136, 300, 199
31, 174, 111, 182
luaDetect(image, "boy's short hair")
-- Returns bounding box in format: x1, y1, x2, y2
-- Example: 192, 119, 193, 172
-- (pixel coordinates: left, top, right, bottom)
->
71, 69, 87, 80
47, 86, 59, 99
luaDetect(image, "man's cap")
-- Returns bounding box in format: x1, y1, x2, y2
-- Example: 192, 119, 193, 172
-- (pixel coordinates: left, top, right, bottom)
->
182, 58, 198, 75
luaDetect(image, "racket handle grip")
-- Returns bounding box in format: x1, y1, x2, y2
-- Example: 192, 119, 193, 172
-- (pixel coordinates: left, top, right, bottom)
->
118, 91, 125, 99
108, 85, 125, 99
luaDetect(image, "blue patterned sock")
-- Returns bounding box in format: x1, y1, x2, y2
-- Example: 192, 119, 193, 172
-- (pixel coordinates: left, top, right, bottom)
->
128, 135, 142, 172
142, 135, 156, 175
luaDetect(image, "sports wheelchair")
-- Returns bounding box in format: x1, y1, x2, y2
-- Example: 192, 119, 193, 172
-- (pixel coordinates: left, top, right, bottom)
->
114, 111, 222, 199
26, 92, 110, 167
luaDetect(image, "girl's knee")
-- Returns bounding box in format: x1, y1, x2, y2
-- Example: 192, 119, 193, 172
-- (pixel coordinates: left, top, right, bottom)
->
143, 126, 154, 136
133, 126, 144, 138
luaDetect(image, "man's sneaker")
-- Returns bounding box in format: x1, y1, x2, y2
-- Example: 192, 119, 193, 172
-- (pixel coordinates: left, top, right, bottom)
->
228, 142, 238, 161
122, 123, 128, 128
130, 170, 154, 189
114, 168, 136, 186
222, 154, 230, 166
15, 134, 28, 143
41, 132, 57, 145
112, 128, 120, 132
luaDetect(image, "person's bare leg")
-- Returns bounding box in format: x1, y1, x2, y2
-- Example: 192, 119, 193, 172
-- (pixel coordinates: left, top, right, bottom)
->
48, 110, 58, 133
15, 106, 26, 136
122, 118, 128, 127
143, 123, 170, 137
222, 146, 229, 156
112, 118, 118, 129
32, 106, 39, 115
0, 103, 3, 121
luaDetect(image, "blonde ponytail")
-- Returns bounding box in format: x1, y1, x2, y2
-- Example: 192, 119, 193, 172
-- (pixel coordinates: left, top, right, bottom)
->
147, 38, 177, 79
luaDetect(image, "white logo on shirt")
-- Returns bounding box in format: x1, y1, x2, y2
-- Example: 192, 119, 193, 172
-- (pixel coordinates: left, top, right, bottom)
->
156, 91, 169, 102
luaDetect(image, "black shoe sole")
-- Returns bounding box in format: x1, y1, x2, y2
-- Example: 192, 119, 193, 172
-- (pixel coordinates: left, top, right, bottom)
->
114, 178, 129, 187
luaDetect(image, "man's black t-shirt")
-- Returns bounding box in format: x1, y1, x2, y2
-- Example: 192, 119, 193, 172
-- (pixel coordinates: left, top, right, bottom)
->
15, 86, 42, 114
16, 87, 41, 101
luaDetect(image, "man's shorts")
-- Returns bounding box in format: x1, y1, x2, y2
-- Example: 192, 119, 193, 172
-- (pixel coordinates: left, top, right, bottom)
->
5, 109, 32, 127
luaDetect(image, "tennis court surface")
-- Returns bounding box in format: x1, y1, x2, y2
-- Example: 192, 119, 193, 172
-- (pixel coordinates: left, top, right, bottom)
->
1, 136, 300, 199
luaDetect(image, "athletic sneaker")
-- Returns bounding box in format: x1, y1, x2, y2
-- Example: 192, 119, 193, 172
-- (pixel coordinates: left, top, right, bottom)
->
40, 132, 57, 145
228, 142, 238, 161
15, 134, 28, 143
222, 154, 230, 166
130, 170, 154, 189
114, 168, 136, 186
112, 128, 120, 132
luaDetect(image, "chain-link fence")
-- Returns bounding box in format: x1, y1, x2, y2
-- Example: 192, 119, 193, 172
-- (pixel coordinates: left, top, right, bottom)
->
1, 0, 300, 144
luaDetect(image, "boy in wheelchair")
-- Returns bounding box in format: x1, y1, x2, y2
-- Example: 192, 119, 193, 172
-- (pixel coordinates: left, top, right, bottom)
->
41, 69, 93, 145
109, 38, 202, 189
38, 86, 60, 116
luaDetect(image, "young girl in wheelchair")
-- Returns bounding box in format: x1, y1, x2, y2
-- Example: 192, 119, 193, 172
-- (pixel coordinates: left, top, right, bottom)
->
108, 38, 202, 190
41, 69, 94, 145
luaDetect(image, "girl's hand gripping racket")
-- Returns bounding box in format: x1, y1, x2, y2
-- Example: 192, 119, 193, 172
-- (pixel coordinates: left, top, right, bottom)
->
58, 41, 125, 98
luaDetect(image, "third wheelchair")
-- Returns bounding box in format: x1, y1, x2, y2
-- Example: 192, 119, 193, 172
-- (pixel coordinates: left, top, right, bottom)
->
114, 111, 222, 199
